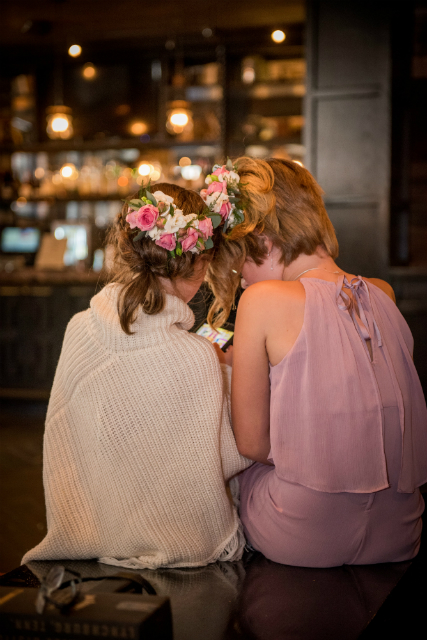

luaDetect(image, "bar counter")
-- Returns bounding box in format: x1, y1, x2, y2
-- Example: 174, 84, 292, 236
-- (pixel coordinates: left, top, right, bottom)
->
0, 268, 211, 398
0, 269, 103, 398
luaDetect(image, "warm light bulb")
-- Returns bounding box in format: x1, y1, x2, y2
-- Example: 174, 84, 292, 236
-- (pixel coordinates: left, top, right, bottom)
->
138, 163, 151, 176
35, 167, 45, 179
130, 121, 147, 136
46, 107, 73, 139
60, 163, 78, 179
271, 30, 286, 43
83, 63, 96, 79
68, 44, 82, 57
51, 116, 69, 132
179, 157, 192, 167
242, 67, 255, 84
170, 112, 189, 127
117, 176, 128, 187
61, 166, 73, 178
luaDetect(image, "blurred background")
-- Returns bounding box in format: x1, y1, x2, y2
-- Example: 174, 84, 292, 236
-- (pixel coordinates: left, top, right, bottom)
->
0, 0, 426, 571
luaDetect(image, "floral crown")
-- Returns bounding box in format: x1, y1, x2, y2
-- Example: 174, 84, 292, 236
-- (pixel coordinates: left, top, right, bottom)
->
125, 183, 220, 258
200, 158, 245, 233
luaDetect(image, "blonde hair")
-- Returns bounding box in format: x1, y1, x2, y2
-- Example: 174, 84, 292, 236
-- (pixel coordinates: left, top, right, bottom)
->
107, 183, 220, 335
206, 157, 339, 326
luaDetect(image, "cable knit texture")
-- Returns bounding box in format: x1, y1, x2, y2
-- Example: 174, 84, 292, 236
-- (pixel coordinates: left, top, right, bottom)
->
22, 284, 251, 570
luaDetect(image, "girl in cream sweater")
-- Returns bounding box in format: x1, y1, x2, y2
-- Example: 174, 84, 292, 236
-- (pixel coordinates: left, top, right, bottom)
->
22, 183, 250, 570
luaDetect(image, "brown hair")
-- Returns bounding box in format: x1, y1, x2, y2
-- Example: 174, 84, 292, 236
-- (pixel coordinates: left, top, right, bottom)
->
206, 157, 339, 326
107, 183, 219, 334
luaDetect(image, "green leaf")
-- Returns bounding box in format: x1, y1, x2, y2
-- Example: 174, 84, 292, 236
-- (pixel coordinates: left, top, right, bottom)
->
176, 243, 183, 256
145, 191, 158, 206
210, 175, 219, 182
133, 230, 147, 243
129, 199, 142, 206
170, 249, 176, 258
205, 236, 214, 250
222, 218, 229, 234
169, 204, 174, 216
208, 213, 222, 229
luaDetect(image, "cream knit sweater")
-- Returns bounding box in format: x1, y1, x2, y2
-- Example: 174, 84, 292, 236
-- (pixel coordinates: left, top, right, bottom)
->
22, 284, 251, 570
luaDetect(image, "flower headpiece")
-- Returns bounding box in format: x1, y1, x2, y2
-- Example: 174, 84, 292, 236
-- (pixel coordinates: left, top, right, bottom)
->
125, 183, 220, 258
200, 158, 244, 234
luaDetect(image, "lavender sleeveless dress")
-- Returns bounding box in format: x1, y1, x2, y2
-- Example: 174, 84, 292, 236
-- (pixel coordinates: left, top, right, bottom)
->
239, 277, 427, 567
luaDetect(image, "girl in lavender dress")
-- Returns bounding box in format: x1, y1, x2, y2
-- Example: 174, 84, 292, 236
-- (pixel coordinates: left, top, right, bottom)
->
205, 157, 427, 567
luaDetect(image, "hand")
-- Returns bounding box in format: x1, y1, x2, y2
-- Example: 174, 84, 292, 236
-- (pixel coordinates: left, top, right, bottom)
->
213, 343, 234, 366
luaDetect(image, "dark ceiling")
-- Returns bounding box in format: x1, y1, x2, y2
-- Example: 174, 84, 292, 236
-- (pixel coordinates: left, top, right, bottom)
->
1, 0, 305, 49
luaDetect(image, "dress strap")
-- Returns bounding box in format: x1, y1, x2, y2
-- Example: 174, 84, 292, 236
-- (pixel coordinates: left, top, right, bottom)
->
335, 275, 382, 357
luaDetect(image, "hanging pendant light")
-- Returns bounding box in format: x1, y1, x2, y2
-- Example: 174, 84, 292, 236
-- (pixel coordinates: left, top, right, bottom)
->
166, 100, 193, 135
46, 56, 73, 140
46, 105, 73, 139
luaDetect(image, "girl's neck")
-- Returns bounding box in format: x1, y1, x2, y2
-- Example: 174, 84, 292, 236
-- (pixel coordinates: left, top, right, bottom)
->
284, 253, 341, 282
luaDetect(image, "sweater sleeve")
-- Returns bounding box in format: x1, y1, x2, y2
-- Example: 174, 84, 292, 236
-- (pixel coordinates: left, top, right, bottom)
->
219, 363, 253, 480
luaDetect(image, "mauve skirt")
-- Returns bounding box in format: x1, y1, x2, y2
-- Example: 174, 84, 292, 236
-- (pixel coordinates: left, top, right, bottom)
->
239, 404, 425, 567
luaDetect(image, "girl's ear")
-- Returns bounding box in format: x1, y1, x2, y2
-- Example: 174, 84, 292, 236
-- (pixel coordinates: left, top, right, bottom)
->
259, 234, 274, 255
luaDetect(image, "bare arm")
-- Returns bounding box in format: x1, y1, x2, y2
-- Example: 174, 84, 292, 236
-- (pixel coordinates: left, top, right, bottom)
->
231, 285, 272, 464
366, 278, 396, 303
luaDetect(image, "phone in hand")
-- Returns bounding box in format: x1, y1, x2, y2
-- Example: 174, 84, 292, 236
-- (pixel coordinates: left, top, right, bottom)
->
196, 323, 234, 352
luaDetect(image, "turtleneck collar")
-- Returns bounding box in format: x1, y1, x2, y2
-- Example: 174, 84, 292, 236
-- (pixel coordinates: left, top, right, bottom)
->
87, 283, 195, 353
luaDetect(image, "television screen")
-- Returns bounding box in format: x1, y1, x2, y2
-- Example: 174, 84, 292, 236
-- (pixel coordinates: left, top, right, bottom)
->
1, 227, 41, 253
51, 222, 89, 266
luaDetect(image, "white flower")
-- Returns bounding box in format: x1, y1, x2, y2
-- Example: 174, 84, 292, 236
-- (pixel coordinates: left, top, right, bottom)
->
205, 176, 213, 185
206, 191, 229, 213
148, 226, 162, 240
226, 170, 240, 183
153, 191, 174, 204
164, 216, 181, 234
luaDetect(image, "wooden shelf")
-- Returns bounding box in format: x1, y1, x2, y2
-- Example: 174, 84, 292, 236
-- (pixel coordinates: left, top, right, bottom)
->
2, 139, 221, 154
1, 194, 125, 204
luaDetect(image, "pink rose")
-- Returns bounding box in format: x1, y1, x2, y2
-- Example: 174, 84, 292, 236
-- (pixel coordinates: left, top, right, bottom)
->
200, 189, 208, 200
138, 205, 159, 230
207, 180, 227, 195
126, 209, 141, 229
156, 217, 166, 228
157, 201, 169, 214
126, 204, 159, 231
198, 217, 213, 240
181, 228, 199, 252
219, 201, 232, 220
213, 166, 227, 176
155, 233, 176, 251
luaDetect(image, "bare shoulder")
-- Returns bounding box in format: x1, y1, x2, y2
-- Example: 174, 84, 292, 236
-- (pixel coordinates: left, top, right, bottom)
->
238, 280, 305, 319
240, 280, 304, 304
365, 277, 396, 303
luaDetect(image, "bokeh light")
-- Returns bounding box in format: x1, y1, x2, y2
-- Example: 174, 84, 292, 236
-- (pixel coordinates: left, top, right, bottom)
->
83, 63, 96, 79
68, 45, 82, 57
271, 30, 286, 43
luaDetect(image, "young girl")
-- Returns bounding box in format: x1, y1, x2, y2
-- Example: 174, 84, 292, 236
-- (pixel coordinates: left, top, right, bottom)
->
22, 183, 250, 570
205, 157, 427, 568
